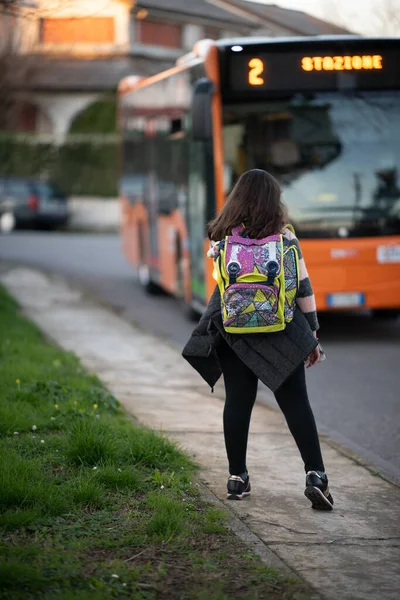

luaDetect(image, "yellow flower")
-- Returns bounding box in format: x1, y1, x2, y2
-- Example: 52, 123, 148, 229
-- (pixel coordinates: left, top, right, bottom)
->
55, 404, 59, 409
93, 404, 98, 410
16, 379, 20, 384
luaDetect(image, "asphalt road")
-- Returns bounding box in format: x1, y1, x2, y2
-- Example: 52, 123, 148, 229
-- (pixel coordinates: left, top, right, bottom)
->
1, 232, 400, 482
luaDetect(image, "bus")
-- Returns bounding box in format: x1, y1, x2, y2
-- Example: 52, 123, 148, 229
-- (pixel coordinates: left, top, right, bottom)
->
118, 36, 400, 318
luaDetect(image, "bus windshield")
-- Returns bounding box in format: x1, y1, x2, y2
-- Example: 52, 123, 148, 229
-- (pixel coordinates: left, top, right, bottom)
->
223, 91, 400, 238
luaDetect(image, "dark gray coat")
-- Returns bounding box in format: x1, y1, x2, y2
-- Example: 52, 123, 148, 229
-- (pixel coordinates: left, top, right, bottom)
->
182, 287, 317, 393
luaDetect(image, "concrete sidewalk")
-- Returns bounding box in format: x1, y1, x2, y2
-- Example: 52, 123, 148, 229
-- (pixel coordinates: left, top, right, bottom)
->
2, 266, 400, 600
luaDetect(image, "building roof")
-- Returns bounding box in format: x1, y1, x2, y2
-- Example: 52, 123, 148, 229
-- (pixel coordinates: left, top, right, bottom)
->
225, 1, 352, 35
136, 1, 352, 35
13, 57, 173, 92
136, 0, 255, 25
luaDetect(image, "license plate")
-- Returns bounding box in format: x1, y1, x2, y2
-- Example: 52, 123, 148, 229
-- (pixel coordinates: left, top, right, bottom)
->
377, 245, 400, 263
327, 292, 365, 308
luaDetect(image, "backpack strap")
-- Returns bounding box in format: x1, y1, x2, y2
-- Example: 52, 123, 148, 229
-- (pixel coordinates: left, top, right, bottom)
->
232, 225, 245, 236
266, 241, 280, 285
284, 223, 296, 236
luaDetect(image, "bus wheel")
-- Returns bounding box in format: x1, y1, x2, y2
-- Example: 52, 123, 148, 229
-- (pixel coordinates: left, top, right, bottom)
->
372, 309, 400, 320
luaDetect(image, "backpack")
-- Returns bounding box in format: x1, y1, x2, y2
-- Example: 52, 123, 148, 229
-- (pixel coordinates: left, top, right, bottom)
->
210, 225, 300, 334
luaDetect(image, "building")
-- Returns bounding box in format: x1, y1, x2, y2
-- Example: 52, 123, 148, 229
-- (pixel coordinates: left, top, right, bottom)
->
3, 0, 352, 141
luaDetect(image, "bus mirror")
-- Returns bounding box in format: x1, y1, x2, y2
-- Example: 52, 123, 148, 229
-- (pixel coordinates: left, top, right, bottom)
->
192, 78, 214, 141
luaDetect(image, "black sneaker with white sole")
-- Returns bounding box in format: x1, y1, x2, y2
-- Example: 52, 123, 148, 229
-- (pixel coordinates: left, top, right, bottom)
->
227, 474, 251, 500
304, 471, 334, 511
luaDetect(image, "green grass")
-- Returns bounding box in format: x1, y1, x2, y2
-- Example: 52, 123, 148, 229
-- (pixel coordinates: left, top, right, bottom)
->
0, 284, 309, 600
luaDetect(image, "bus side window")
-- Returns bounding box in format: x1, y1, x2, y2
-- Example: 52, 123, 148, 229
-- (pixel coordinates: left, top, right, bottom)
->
192, 78, 214, 141
169, 118, 185, 140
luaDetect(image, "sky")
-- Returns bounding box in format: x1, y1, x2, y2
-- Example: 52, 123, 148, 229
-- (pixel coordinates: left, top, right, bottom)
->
242, 0, 400, 35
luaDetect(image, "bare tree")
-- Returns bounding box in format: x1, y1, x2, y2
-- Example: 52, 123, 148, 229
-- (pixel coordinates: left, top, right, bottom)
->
0, 0, 76, 131
319, 0, 361, 34
373, 0, 400, 36
0, 6, 23, 130
0, 0, 130, 131
321, 0, 400, 36
0, 1, 37, 17
0, 1, 39, 130
0, 1, 19, 14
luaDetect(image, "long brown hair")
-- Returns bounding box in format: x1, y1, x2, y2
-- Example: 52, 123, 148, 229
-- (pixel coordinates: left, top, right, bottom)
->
207, 169, 287, 240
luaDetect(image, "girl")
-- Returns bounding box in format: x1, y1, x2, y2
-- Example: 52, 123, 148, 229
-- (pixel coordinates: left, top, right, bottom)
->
182, 169, 333, 510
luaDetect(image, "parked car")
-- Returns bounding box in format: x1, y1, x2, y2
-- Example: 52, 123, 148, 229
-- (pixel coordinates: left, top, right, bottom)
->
0, 177, 69, 233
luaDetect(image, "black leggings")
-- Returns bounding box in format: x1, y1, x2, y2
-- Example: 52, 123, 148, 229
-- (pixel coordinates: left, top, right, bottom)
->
218, 339, 325, 475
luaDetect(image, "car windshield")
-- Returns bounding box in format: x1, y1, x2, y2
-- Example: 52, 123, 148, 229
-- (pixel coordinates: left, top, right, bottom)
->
223, 91, 400, 238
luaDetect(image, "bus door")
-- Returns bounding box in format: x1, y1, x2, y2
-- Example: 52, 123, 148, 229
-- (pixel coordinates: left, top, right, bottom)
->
187, 138, 215, 310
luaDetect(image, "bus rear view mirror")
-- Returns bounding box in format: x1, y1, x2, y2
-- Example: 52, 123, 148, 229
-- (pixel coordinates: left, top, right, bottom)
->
192, 78, 214, 141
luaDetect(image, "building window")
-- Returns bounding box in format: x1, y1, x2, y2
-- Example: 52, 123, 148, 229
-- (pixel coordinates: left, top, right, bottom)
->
40, 17, 115, 44
138, 20, 182, 48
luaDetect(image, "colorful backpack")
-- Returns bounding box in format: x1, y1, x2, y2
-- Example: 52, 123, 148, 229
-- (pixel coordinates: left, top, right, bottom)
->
209, 225, 300, 334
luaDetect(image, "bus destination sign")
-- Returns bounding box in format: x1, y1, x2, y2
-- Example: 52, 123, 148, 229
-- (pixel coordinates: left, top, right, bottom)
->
227, 46, 398, 95
300, 54, 383, 72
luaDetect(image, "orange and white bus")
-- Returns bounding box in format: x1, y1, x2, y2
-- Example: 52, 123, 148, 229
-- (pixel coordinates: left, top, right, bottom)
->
118, 36, 400, 317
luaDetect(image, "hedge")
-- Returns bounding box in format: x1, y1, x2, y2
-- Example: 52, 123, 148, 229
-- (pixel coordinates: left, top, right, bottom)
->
69, 98, 117, 134
0, 136, 118, 197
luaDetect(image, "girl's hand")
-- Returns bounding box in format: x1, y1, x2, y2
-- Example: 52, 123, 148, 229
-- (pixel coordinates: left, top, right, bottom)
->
305, 345, 320, 368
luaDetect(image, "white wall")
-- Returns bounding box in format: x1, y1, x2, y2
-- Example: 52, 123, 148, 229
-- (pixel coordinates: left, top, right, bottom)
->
68, 197, 120, 231
32, 92, 101, 142
182, 24, 204, 50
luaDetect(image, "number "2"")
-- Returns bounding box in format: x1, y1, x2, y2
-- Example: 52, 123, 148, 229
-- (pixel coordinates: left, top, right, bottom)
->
248, 58, 264, 86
